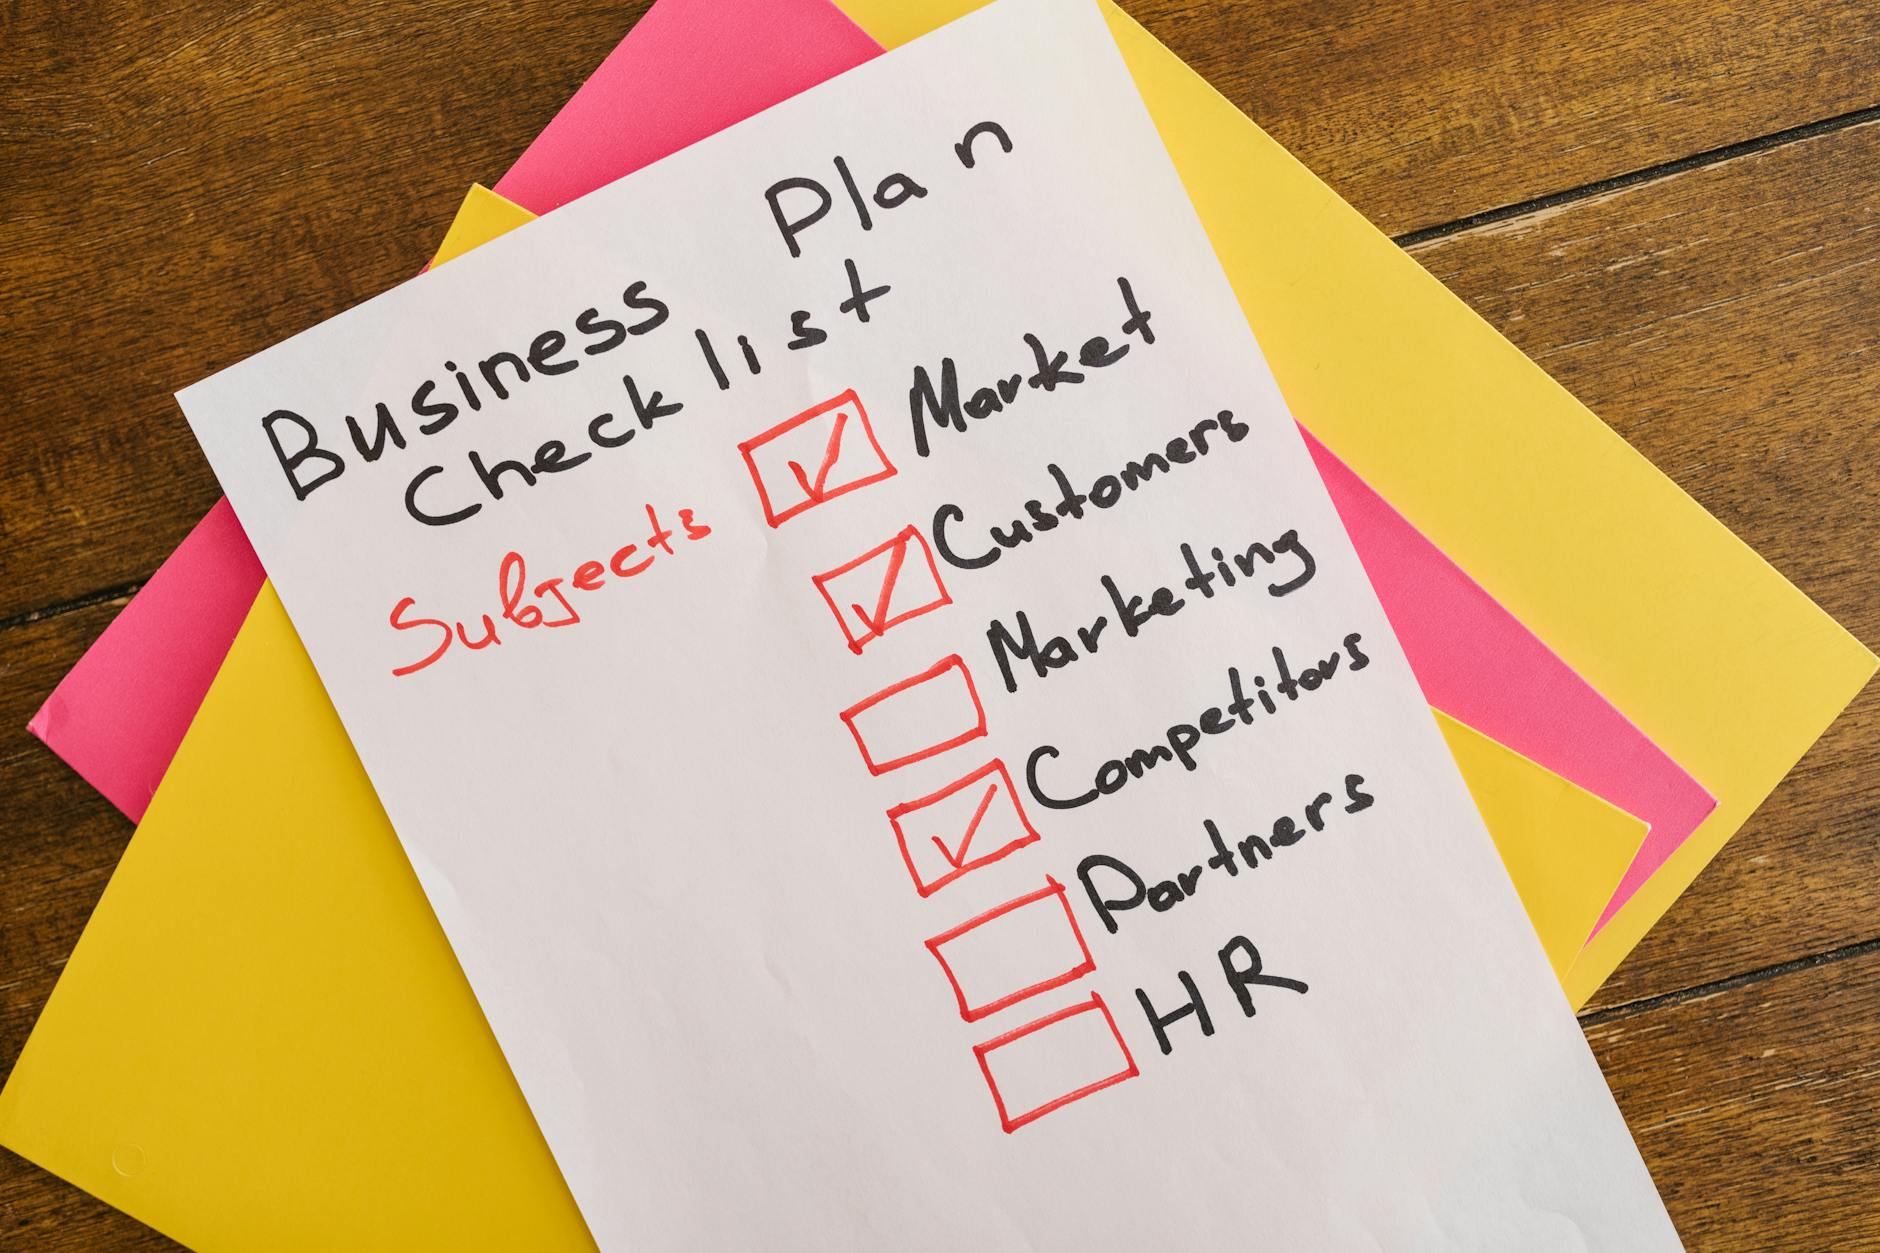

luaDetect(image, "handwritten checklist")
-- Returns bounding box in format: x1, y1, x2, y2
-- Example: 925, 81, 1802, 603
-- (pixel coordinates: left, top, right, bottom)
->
179, 1, 1681, 1248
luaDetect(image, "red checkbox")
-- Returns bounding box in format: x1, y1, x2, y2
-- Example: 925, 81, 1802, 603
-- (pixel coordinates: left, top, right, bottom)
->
974, 993, 1139, 1134
888, 760, 1039, 897
838, 654, 986, 776
811, 525, 953, 655
738, 389, 896, 527
924, 877, 1095, 1022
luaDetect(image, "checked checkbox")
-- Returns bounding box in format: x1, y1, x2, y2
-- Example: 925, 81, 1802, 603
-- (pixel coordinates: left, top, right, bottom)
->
839, 655, 987, 776
973, 993, 1140, 1134
738, 389, 896, 527
924, 877, 1096, 1022
811, 525, 953, 655
887, 759, 1039, 897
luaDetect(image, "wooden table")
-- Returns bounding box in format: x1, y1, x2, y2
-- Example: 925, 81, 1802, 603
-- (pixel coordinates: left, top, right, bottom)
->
2, 1, 1874, 1247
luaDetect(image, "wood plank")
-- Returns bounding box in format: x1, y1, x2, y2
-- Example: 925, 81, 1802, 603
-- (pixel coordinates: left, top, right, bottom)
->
1407, 119, 1880, 1007
1587, 949, 1880, 1250
4, 0, 1877, 619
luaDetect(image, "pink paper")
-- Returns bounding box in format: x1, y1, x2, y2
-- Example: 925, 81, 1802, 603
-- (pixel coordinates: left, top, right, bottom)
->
28, 498, 263, 821
32, 0, 1709, 938
494, 0, 877, 215
1305, 430, 1716, 930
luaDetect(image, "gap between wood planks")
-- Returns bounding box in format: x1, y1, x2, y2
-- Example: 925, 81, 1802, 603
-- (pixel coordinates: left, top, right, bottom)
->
0, 580, 143, 634
1395, 102, 1880, 250
1577, 936, 1880, 1027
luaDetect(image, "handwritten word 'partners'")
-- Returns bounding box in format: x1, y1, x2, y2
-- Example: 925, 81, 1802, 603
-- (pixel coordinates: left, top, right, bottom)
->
1077, 774, 1380, 935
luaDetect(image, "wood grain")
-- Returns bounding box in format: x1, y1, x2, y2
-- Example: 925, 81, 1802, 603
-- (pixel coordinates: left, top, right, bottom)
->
0, 0, 1874, 1249
1409, 120, 1880, 1009
0, 604, 133, 1080
1589, 950, 1880, 1248
1130, 0, 1880, 235
0, 1148, 176, 1252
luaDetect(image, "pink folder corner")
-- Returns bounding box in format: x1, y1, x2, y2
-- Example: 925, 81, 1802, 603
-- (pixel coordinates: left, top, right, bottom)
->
29, 0, 1710, 938
1304, 430, 1715, 931
28, 498, 263, 821
492, 0, 876, 215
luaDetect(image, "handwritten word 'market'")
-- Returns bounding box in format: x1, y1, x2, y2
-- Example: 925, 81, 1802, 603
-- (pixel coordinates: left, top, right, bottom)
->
907, 275, 1157, 460
387, 502, 711, 677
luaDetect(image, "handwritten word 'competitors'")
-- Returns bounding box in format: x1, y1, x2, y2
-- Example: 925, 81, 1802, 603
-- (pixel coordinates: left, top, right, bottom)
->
1026, 633, 1374, 811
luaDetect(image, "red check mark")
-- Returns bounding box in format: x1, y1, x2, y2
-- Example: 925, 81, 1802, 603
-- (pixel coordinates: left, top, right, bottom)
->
740, 390, 895, 528
886, 759, 1040, 897
848, 530, 909, 638
786, 407, 850, 503
811, 526, 953, 655
932, 782, 1001, 870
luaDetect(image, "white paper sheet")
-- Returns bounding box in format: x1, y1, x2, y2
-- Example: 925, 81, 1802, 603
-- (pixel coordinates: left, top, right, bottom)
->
180, 2, 1682, 1247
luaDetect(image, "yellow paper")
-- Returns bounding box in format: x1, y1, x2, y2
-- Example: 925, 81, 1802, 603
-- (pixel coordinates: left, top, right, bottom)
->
0, 586, 595, 1253
838, 0, 1873, 1000
0, 176, 1645, 1250
1436, 712, 1646, 979
431, 183, 531, 265
0, 185, 594, 1253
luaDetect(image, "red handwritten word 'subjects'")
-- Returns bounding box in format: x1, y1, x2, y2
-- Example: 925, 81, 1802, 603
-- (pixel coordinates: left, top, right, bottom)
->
388, 503, 710, 677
